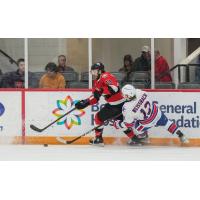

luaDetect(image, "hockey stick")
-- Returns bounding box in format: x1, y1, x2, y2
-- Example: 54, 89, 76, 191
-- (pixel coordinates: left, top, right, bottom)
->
56, 113, 122, 144
30, 107, 76, 132
56, 124, 102, 144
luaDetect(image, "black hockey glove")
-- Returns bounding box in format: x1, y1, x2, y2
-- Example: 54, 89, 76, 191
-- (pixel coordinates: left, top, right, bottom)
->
93, 90, 102, 101
75, 99, 90, 110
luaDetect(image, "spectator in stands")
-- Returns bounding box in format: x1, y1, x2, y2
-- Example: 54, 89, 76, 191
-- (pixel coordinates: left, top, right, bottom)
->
0, 58, 25, 88
57, 55, 74, 72
119, 54, 134, 82
155, 50, 172, 82
133, 46, 151, 71
39, 62, 66, 88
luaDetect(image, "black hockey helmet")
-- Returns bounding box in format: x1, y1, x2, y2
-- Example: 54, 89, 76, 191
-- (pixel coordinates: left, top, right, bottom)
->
91, 62, 105, 71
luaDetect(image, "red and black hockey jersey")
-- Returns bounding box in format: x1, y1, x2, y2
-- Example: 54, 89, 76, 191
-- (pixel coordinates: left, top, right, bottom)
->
88, 72, 125, 105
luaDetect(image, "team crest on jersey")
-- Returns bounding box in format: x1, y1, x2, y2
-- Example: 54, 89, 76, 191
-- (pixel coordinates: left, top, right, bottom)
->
105, 80, 112, 85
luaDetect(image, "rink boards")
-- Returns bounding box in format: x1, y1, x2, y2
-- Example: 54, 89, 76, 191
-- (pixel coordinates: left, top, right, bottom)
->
0, 89, 200, 146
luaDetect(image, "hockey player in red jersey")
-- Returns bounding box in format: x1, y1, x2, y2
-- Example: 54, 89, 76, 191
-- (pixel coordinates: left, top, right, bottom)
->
75, 62, 136, 146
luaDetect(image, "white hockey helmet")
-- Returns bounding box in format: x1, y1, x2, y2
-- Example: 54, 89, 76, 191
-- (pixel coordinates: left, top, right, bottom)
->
122, 84, 136, 100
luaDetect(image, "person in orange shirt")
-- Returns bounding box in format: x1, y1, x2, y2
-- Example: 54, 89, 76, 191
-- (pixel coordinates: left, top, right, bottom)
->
39, 62, 66, 88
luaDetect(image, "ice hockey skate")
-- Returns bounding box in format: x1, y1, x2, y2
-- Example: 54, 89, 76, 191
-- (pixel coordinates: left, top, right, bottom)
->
89, 136, 104, 147
127, 135, 144, 146
176, 130, 189, 144
137, 131, 150, 144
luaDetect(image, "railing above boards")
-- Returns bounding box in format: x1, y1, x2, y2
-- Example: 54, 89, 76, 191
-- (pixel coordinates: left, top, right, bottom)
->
157, 63, 200, 83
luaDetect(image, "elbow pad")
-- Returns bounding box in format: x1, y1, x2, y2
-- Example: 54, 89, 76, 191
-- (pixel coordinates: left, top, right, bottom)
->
108, 85, 120, 95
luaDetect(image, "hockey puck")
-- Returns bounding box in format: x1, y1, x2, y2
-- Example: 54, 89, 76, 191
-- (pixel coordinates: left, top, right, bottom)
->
44, 144, 48, 147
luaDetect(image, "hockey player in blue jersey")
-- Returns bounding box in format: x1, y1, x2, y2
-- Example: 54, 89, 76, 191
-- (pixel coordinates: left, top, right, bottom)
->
113, 84, 189, 145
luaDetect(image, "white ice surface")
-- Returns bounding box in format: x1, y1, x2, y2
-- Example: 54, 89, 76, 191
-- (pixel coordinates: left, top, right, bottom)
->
0, 144, 199, 160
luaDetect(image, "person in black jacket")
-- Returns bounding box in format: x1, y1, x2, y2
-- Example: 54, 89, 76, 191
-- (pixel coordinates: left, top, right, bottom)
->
119, 54, 135, 82
133, 46, 151, 71
1, 58, 25, 88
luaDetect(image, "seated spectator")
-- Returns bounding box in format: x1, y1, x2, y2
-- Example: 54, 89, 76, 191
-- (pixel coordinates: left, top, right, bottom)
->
133, 46, 151, 71
39, 62, 66, 89
57, 55, 74, 72
0, 58, 24, 88
155, 50, 172, 82
119, 54, 134, 82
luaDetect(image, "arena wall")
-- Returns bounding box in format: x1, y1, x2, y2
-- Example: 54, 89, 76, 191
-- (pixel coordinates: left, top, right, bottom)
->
0, 89, 199, 146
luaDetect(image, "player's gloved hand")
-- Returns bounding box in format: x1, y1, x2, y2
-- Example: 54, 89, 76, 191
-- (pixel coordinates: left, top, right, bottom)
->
113, 120, 123, 129
75, 99, 90, 110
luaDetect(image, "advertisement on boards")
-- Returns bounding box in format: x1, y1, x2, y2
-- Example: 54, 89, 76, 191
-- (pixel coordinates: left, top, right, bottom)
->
26, 91, 200, 139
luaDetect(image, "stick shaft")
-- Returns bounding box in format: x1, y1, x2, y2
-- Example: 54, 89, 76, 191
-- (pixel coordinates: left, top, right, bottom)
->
43, 107, 76, 130
67, 125, 101, 144
64, 113, 122, 144
31, 107, 76, 132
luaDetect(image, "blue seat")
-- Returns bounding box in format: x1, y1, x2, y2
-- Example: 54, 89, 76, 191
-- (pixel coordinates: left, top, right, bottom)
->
28, 72, 46, 88
69, 81, 88, 88
61, 72, 79, 82
80, 72, 89, 82
155, 82, 175, 89
178, 82, 200, 89
121, 82, 146, 89
128, 71, 150, 82
110, 72, 124, 82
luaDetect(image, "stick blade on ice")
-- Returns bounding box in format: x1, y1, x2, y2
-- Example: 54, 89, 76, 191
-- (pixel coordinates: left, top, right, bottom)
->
56, 137, 67, 144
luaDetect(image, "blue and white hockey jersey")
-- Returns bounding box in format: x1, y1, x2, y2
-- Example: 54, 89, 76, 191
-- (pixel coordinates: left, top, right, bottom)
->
122, 89, 163, 133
